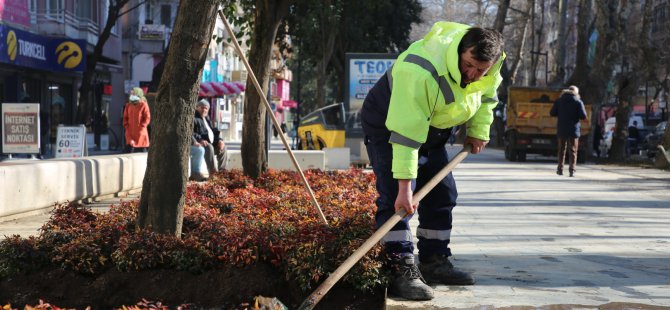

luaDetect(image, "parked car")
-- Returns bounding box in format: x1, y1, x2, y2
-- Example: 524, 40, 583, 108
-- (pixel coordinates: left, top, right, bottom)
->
642, 121, 668, 158
603, 116, 649, 155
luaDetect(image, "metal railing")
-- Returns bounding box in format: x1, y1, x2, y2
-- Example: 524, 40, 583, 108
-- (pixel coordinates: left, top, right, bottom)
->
29, 9, 100, 38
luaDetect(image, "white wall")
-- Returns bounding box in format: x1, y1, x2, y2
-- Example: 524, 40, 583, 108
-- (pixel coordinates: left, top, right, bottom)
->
0, 154, 147, 218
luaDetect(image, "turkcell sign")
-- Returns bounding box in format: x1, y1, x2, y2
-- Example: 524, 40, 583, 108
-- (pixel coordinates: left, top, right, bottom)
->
0, 24, 86, 72
347, 56, 395, 112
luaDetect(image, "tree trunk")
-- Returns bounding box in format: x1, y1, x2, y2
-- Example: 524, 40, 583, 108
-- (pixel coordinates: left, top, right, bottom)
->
609, 0, 654, 161
554, 0, 568, 85
530, 0, 545, 86
77, 1, 128, 124
315, 1, 338, 108
136, 0, 218, 236
493, 0, 511, 33
241, 0, 292, 179
567, 0, 593, 86
510, 3, 532, 85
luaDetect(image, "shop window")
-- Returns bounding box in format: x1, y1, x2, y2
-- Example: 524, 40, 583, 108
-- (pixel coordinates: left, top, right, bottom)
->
46, 0, 64, 21
76, 0, 92, 21
45, 83, 73, 146
160, 4, 172, 27
143, 0, 153, 24
29, 0, 37, 24
19, 78, 40, 103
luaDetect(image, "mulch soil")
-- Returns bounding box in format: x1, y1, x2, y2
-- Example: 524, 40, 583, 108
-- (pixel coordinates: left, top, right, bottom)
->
0, 263, 385, 309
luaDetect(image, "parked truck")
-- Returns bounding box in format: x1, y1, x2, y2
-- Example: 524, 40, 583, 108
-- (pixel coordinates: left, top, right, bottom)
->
504, 87, 591, 162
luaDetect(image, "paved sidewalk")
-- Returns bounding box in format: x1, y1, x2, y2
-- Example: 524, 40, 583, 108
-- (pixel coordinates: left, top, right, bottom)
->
388, 146, 670, 309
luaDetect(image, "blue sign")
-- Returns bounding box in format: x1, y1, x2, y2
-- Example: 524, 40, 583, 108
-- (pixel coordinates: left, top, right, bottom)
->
348, 57, 395, 111
0, 24, 86, 72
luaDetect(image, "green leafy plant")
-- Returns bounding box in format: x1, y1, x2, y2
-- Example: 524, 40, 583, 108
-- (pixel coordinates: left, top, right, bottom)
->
1, 169, 386, 292
0, 235, 48, 278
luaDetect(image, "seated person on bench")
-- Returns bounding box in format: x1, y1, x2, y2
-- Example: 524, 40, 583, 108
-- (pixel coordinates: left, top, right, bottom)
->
192, 99, 227, 179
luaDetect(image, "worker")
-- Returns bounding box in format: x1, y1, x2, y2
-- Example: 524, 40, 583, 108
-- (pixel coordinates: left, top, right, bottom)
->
361, 22, 505, 300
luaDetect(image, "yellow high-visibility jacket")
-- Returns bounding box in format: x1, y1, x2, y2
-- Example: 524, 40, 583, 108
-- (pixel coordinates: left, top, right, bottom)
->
386, 22, 505, 179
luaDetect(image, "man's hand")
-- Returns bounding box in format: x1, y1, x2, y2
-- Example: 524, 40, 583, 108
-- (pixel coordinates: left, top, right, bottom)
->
395, 179, 417, 215
216, 140, 225, 151
200, 140, 209, 147
464, 136, 488, 154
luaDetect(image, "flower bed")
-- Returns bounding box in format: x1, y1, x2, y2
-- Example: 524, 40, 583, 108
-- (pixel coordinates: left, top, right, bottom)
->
0, 169, 387, 308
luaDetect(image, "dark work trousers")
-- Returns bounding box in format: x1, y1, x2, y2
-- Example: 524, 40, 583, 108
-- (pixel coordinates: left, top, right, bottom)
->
365, 135, 458, 262
557, 137, 579, 171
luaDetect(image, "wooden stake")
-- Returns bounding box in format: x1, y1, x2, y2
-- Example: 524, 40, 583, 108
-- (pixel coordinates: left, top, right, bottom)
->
217, 10, 328, 226
298, 145, 472, 310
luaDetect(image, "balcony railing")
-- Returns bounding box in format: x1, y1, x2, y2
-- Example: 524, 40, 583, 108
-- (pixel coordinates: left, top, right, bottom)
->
30, 9, 100, 41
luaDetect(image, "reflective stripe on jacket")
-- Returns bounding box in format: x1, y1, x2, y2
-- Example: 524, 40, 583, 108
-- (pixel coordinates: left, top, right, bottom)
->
385, 21, 505, 179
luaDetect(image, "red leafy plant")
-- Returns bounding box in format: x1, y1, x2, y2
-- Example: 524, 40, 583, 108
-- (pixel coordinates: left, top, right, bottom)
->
0, 169, 386, 292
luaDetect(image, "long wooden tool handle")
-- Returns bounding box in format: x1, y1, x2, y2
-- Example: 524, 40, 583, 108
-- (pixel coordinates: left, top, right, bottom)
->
298, 145, 473, 310
217, 11, 328, 226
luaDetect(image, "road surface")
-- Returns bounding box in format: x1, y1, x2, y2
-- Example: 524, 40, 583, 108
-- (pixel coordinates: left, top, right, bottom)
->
388, 145, 670, 309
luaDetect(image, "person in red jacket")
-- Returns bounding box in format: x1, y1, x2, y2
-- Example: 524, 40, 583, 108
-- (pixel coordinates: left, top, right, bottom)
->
123, 87, 151, 153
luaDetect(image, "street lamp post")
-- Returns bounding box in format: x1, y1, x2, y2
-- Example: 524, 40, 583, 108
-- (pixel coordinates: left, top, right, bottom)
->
530, 50, 548, 86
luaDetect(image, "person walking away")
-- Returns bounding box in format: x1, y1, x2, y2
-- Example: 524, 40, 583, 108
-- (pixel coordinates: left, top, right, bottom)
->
193, 99, 228, 176
361, 21, 505, 300
122, 87, 151, 153
550, 85, 587, 177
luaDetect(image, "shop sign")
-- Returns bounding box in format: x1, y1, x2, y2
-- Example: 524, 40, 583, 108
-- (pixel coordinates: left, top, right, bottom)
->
55, 125, 86, 158
0, 24, 86, 72
1, 102, 40, 154
0, 0, 31, 28
345, 54, 396, 112
138, 24, 165, 40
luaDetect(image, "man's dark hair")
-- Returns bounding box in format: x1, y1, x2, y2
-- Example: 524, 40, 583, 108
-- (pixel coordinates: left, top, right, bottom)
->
458, 27, 504, 62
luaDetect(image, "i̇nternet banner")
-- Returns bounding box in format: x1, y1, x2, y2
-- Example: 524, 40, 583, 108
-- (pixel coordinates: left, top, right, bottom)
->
0, 24, 86, 72
347, 57, 395, 112
2, 103, 40, 154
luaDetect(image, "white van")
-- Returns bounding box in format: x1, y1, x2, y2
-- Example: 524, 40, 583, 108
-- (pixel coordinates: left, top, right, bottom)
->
603, 116, 645, 153
604, 115, 644, 133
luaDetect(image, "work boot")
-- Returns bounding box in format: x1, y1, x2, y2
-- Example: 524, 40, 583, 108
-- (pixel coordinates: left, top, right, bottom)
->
419, 254, 475, 285
569, 169, 575, 177
388, 255, 434, 300
556, 168, 563, 175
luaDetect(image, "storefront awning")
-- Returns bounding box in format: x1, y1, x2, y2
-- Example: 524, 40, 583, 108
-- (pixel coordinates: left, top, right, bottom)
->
198, 82, 245, 97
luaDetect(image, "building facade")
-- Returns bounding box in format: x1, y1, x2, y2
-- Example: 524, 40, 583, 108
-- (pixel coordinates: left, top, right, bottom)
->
199, 16, 249, 141
0, 0, 125, 157
120, 0, 176, 93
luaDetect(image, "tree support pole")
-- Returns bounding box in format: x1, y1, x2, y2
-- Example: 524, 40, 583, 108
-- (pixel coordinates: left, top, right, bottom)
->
218, 11, 328, 226
298, 145, 472, 310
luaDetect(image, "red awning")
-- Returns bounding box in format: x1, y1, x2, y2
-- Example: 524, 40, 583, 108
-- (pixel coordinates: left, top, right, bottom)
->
198, 81, 245, 97
282, 100, 298, 108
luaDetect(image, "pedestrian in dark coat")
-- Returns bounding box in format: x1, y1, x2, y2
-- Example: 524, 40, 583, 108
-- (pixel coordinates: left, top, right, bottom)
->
550, 85, 587, 177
